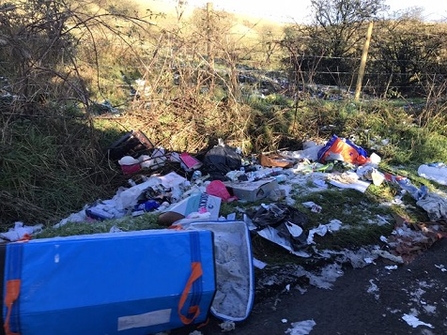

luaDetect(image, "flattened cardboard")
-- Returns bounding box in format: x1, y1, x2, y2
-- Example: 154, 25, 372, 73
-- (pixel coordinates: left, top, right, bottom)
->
259, 153, 295, 168
224, 178, 279, 202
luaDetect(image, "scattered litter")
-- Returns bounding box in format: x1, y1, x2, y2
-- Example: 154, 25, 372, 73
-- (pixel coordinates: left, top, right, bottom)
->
224, 177, 279, 202
384, 216, 447, 263
372, 215, 390, 226
327, 171, 371, 193
53, 209, 88, 228
416, 192, 447, 221
107, 130, 154, 161
301, 201, 322, 213
245, 203, 309, 254
225, 212, 237, 220
372, 250, 404, 264
364, 257, 375, 264
259, 152, 295, 168
418, 163, 447, 186
369, 152, 381, 166
402, 313, 434, 329
356, 165, 385, 186
434, 264, 447, 272
284, 319, 316, 335
422, 304, 437, 315
256, 226, 311, 258
329, 246, 380, 268
203, 141, 242, 181
219, 320, 236, 332
0, 221, 43, 241
139, 147, 167, 170
367, 279, 380, 300
385, 265, 398, 270
307, 220, 342, 245
109, 225, 123, 233
384, 172, 428, 201
85, 199, 125, 221
206, 180, 238, 202
188, 331, 203, 335
179, 152, 202, 171
253, 258, 268, 269
280, 141, 323, 162
281, 318, 288, 323
158, 193, 221, 226
307, 263, 344, 289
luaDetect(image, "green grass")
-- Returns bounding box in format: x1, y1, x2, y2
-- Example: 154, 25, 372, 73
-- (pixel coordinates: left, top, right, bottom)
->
36, 212, 163, 239
0, 117, 121, 230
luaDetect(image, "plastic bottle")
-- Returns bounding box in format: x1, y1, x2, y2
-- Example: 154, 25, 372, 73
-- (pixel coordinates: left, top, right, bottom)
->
191, 170, 202, 182
132, 200, 161, 216
274, 174, 287, 183
141, 199, 160, 211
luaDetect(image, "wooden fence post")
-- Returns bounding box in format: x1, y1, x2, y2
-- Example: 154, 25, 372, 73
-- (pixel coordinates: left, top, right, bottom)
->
206, 2, 215, 91
354, 21, 374, 101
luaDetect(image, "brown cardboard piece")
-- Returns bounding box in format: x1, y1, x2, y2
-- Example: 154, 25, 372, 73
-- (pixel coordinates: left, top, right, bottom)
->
259, 153, 295, 168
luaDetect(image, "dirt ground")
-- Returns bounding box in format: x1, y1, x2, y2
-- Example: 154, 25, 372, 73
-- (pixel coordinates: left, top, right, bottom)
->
175, 238, 447, 335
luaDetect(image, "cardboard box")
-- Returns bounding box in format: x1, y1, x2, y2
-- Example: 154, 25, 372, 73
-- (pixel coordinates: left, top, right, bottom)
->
158, 193, 222, 226
3, 230, 216, 335
224, 177, 279, 202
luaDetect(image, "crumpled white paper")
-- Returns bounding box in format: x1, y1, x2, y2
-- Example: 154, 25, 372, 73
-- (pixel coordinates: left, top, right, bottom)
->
402, 314, 434, 328
307, 219, 342, 244
285, 319, 317, 335
0, 221, 43, 241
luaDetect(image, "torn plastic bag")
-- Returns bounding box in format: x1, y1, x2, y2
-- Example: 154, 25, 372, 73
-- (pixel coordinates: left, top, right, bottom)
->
275, 220, 308, 250
107, 130, 154, 161
250, 203, 308, 230
250, 204, 288, 229
206, 180, 237, 202
203, 145, 242, 181
317, 135, 368, 165
248, 204, 309, 251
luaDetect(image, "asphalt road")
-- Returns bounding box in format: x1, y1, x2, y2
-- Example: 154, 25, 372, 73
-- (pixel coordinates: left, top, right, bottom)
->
177, 238, 447, 335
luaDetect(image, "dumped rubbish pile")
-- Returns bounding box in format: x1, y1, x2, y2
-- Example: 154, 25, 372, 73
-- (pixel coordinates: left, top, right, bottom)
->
2, 130, 447, 334
4, 130, 447, 266
3, 131, 446, 261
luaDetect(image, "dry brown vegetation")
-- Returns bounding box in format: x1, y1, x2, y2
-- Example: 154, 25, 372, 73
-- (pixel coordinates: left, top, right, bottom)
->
1, 0, 447, 229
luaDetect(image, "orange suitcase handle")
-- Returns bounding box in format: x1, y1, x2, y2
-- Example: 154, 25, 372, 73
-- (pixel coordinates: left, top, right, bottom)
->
178, 262, 203, 325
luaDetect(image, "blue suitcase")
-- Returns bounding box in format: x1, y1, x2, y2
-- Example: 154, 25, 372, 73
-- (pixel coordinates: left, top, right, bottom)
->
174, 220, 255, 322
3, 229, 215, 335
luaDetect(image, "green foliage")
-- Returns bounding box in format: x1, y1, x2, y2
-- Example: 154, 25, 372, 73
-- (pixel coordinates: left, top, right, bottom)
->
2, 0, 447, 260
264, 94, 293, 106
281, 1, 447, 97
36, 213, 162, 239
0, 117, 120, 229
316, 224, 393, 250
370, 18, 447, 97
